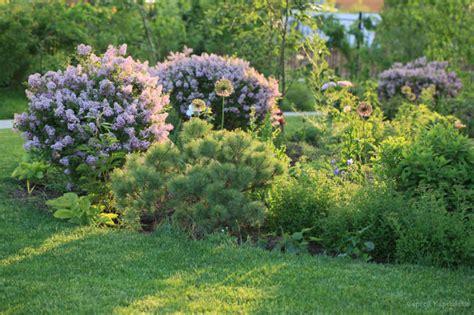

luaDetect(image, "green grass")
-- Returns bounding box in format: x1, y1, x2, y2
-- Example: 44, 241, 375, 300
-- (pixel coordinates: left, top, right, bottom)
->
0, 88, 27, 119
283, 115, 320, 139
0, 129, 473, 314
283, 116, 304, 138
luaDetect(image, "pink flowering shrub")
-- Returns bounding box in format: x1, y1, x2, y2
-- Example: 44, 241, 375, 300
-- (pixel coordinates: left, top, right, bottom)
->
14, 44, 172, 190
151, 48, 283, 130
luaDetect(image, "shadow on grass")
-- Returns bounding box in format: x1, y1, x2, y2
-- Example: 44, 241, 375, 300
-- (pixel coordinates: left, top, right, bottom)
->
1, 223, 472, 314
0, 227, 287, 313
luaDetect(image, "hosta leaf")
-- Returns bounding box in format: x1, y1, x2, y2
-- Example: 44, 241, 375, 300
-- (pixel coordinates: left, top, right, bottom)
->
53, 209, 76, 219
46, 193, 79, 209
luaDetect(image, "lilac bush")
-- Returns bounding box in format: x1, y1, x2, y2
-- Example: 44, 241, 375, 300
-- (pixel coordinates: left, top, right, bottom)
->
14, 44, 172, 188
151, 48, 282, 130
378, 57, 462, 99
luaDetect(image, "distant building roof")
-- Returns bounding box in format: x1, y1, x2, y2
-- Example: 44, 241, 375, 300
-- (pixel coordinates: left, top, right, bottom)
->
334, 0, 384, 12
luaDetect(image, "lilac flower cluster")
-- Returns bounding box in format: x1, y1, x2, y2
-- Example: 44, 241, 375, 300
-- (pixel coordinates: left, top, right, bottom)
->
378, 57, 462, 99
14, 44, 172, 179
151, 48, 282, 129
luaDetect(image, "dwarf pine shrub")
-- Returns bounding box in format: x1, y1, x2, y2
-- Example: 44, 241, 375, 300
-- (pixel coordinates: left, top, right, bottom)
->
111, 119, 287, 236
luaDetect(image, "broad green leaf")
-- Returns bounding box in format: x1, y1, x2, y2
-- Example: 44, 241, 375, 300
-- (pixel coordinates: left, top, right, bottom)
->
53, 209, 76, 219
46, 193, 79, 209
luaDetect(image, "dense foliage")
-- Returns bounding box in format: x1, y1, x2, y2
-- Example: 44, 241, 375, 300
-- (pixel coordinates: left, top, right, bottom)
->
13, 44, 171, 191
152, 50, 282, 129
375, 123, 474, 211
112, 119, 286, 236
0, 1, 189, 86
375, 0, 473, 69
266, 165, 357, 235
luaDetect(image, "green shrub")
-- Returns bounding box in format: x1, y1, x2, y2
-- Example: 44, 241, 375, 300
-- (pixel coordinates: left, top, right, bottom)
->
393, 192, 473, 268
265, 164, 358, 235
110, 141, 181, 230
375, 123, 474, 211
112, 119, 287, 236
390, 103, 456, 139
320, 185, 406, 262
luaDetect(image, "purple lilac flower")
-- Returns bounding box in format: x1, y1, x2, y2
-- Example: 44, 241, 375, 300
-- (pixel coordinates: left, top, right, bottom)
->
86, 155, 98, 165
378, 57, 462, 99
334, 167, 340, 176
347, 159, 353, 166
77, 44, 92, 56
151, 49, 282, 129
118, 44, 127, 56
99, 79, 115, 96
46, 82, 56, 90
59, 157, 70, 166
13, 44, 172, 184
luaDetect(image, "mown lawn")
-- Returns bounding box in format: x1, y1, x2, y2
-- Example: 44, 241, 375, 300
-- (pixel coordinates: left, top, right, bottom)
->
0, 88, 27, 120
0, 129, 472, 314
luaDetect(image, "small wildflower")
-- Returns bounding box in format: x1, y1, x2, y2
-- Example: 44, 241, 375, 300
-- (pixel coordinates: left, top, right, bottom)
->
343, 105, 351, 113
401, 85, 412, 95
334, 167, 340, 175
186, 104, 195, 117
347, 158, 353, 166
192, 99, 207, 112
295, 54, 305, 61
407, 93, 416, 102
330, 159, 336, 165
337, 80, 353, 88
321, 82, 337, 91
454, 120, 466, 129
215, 79, 234, 97
356, 102, 373, 118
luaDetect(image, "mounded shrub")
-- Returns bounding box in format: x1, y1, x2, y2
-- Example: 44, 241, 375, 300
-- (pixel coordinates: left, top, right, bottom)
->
393, 192, 473, 268
320, 185, 406, 263
111, 119, 287, 236
13, 44, 172, 190
378, 57, 462, 100
374, 123, 474, 211
151, 48, 282, 130
321, 186, 473, 267
265, 164, 359, 235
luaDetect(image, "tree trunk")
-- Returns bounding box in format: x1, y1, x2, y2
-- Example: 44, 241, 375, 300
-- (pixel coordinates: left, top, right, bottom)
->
138, 3, 157, 63
279, 0, 290, 103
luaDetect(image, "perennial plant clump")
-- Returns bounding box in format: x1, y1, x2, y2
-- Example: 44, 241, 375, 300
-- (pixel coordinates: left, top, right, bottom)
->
151, 48, 282, 130
378, 57, 462, 100
14, 44, 172, 189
